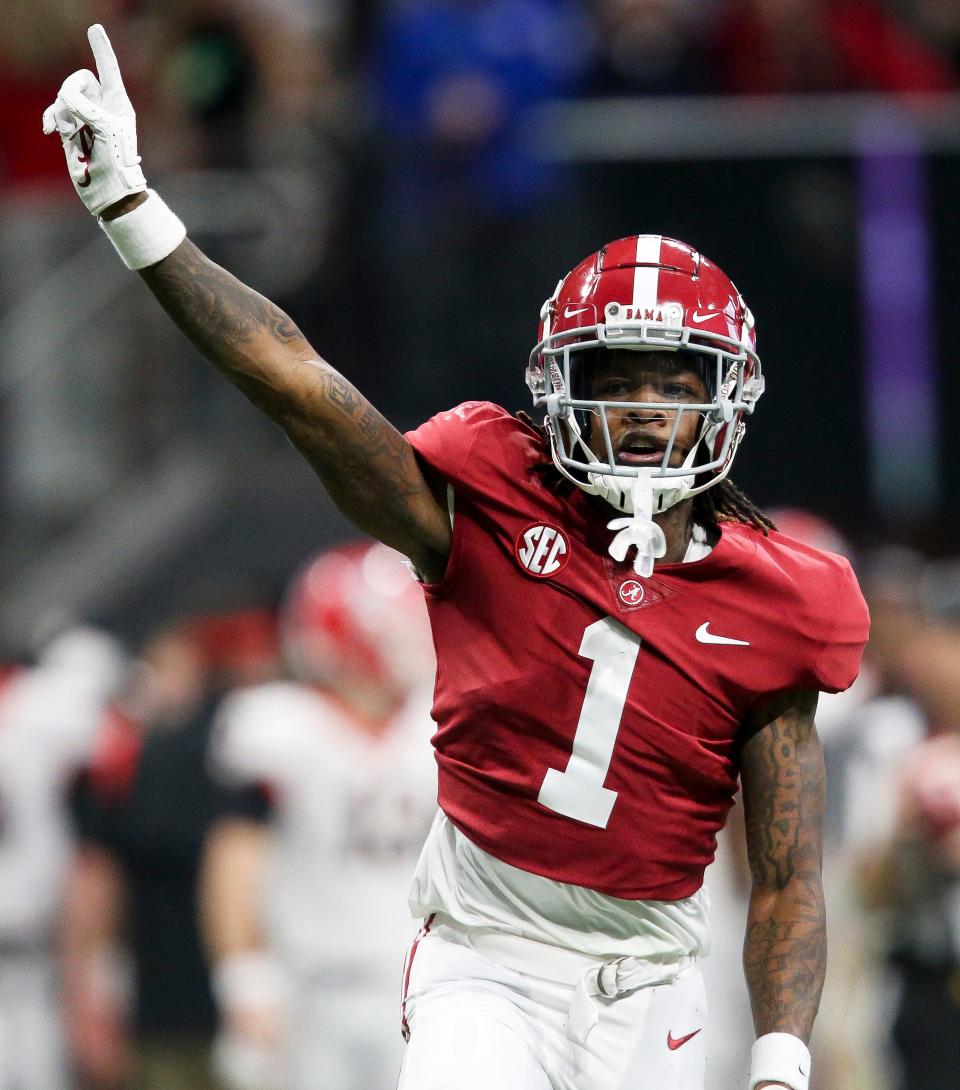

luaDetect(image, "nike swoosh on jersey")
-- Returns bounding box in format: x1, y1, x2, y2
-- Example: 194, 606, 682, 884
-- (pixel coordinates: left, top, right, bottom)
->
667, 1028, 702, 1050
695, 622, 749, 646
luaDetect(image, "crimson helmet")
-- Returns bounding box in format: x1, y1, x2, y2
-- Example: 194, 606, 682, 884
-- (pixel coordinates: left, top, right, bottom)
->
527, 235, 764, 515
281, 541, 434, 695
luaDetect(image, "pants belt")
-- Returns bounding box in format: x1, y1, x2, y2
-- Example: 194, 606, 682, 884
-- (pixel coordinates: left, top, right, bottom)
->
433, 914, 695, 1044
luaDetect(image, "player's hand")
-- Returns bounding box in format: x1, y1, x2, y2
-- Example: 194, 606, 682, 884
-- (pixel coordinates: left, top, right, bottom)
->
42, 24, 146, 216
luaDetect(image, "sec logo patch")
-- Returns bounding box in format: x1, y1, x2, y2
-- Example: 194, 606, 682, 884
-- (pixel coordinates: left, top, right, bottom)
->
515, 523, 570, 579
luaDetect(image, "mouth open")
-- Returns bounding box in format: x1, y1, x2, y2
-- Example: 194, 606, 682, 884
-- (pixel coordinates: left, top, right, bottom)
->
616, 440, 669, 466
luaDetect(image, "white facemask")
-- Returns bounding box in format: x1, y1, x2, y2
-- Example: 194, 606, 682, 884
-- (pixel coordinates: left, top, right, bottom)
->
551, 416, 701, 576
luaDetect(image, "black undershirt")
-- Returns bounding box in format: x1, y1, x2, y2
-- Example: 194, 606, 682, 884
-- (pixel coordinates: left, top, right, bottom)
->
70, 697, 269, 1035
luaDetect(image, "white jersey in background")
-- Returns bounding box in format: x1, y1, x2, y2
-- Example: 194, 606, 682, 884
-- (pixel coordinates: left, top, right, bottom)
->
213, 680, 439, 971
210, 678, 439, 1090
0, 630, 125, 1090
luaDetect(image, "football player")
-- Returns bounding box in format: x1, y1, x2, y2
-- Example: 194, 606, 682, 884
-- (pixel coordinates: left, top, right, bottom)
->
44, 27, 869, 1090
0, 628, 125, 1090
201, 541, 437, 1090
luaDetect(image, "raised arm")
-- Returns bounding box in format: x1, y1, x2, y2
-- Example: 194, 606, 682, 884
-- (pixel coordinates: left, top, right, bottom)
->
740, 688, 825, 1090
136, 227, 451, 578
44, 27, 451, 581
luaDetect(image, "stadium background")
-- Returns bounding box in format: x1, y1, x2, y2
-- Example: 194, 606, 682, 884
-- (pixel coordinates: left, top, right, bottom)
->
2, 1, 959, 1089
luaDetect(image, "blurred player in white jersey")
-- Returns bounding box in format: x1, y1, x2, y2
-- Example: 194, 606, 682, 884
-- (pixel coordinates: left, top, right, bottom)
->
202, 541, 438, 1090
0, 627, 125, 1090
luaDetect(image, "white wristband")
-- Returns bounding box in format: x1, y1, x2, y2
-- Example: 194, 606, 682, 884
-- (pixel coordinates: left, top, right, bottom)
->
749, 1032, 811, 1090
98, 189, 186, 270
212, 951, 286, 1014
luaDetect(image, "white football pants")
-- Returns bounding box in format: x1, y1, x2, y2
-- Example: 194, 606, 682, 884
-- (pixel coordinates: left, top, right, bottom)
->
0, 952, 69, 1090
288, 974, 403, 1090
398, 918, 707, 1090
214, 973, 404, 1090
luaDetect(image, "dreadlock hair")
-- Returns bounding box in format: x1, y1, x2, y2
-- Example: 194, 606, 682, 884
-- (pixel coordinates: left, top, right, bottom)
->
692, 477, 776, 534
515, 411, 776, 536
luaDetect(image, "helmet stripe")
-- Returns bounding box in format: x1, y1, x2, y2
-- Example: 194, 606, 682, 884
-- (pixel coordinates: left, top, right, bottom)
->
631, 234, 662, 311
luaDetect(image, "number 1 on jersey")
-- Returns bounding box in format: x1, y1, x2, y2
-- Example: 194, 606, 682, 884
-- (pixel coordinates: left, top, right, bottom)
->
537, 617, 640, 828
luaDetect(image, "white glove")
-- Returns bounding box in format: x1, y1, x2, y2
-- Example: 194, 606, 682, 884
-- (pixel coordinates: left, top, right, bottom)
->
42, 24, 146, 216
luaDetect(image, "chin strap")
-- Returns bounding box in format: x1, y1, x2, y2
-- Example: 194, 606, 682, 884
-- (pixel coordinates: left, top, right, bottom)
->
605, 473, 667, 577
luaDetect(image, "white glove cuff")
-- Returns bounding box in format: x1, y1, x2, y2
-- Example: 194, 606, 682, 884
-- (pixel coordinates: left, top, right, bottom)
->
749, 1033, 811, 1090
98, 189, 186, 270
212, 951, 287, 1013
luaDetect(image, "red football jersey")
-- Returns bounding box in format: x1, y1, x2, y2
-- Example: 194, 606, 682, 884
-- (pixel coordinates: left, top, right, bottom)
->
406, 403, 869, 900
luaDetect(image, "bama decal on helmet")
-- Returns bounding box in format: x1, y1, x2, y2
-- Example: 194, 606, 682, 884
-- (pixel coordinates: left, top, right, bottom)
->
515, 524, 571, 579
605, 301, 684, 326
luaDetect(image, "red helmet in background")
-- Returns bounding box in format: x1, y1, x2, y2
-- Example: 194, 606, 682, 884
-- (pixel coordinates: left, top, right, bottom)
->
187, 609, 280, 686
281, 541, 434, 697
527, 235, 764, 515
766, 508, 852, 558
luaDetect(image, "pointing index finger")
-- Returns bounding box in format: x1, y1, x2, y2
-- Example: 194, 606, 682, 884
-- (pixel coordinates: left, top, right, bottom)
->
87, 24, 125, 94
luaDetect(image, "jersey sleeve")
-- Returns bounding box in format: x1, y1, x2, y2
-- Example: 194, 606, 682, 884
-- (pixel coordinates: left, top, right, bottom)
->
67, 710, 141, 847
217, 783, 273, 823
813, 557, 870, 693
209, 685, 306, 789
405, 401, 518, 488
13, 671, 107, 768
68, 772, 113, 845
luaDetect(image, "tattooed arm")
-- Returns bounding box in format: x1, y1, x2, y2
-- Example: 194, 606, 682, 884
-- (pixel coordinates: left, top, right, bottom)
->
740, 689, 825, 1088
102, 197, 452, 580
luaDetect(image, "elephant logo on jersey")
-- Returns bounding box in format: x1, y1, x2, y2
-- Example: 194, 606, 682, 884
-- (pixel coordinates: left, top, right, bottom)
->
618, 580, 645, 606
515, 523, 571, 579
607, 563, 676, 612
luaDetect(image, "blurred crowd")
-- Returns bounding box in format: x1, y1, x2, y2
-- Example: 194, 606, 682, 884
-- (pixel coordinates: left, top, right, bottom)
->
0, 522, 959, 1090
2, 0, 960, 543
5, 0, 959, 203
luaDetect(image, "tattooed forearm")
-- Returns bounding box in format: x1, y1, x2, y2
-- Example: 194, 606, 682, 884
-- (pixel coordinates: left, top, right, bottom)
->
740, 691, 826, 1042
140, 239, 312, 407
137, 239, 451, 569
289, 365, 438, 512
